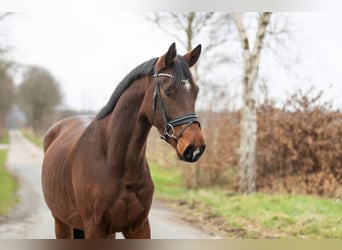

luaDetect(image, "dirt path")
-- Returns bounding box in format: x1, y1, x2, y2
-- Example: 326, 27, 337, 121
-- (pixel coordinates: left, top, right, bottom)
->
0, 130, 218, 239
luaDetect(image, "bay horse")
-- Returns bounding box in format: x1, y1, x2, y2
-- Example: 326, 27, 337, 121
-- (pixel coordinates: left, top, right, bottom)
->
41, 43, 205, 239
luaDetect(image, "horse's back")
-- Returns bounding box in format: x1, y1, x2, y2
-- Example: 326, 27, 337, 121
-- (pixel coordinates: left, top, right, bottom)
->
43, 115, 93, 152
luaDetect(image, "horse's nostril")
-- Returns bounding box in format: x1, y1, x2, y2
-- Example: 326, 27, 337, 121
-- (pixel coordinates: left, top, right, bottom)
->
182, 143, 205, 162
183, 144, 195, 161
200, 144, 206, 153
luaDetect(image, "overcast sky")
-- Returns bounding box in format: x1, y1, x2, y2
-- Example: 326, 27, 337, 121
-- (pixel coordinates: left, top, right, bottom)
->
1, 11, 342, 111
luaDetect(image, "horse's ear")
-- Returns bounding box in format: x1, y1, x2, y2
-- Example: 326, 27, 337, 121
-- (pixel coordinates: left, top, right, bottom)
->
183, 44, 201, 68
156, 42, 177, 72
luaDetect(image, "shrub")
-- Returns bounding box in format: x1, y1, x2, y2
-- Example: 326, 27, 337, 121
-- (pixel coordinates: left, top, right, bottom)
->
256, 90, 342, 197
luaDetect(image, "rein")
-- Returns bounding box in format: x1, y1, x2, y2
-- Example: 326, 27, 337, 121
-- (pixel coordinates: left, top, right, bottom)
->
152, 71, 201, 142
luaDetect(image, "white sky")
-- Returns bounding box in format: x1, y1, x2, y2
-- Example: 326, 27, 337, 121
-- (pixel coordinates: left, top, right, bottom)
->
1, 12, 173, 110
1, 11, 342, 111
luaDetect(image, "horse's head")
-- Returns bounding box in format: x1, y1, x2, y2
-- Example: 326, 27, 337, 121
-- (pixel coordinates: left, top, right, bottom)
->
149, 43, 205, 162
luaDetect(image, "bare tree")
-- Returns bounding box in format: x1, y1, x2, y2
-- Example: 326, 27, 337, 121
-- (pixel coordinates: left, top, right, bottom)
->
147, 12, 233, 109
0, 12, 12, 22
18, 66, 62, 133
148, 12, 232, 81
232, 12, 272, 193
0, 67, 14, 137
151, 12, 230, 51
0, 12, 15, 137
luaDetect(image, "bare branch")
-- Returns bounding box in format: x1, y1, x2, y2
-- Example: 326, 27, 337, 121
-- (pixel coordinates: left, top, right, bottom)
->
0, 12, 13, 22
232, 12, 250, 61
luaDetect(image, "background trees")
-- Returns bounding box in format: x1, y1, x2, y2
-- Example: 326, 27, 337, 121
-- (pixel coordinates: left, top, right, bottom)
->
17, 66, 62, 133
0, 66, 15, 137
0, 13, 15, 138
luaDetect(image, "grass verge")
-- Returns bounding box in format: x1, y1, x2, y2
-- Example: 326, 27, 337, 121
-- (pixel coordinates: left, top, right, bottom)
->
0, 150, 17, 216
150, 163, 342, 239
0, 129, 9, 144
21, 129, 43, 147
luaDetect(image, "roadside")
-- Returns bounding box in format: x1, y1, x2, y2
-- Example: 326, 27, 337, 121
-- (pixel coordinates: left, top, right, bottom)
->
0, 129, 54, 238
149, 163, 342, 239
0, 130, 17, 217
0, 150, 16, 217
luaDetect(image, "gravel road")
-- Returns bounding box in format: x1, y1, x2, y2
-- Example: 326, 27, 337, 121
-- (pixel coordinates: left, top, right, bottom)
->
0, 130, 218, 239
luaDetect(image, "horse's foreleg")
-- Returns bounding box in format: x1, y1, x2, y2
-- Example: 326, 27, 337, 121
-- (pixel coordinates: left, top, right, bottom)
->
54, 216, 72, 239
123, 218, 151, 239
84, 223, 105, 239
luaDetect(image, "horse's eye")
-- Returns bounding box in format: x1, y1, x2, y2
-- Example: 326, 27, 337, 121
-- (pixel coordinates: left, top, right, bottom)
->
164, 91, 172, 97
164, 88, 174, 97
162, 83, 177, 98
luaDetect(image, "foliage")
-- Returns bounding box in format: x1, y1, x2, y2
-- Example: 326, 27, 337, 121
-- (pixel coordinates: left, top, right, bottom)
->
256, 89, 342, 197
18, 66, 62, 134
150, 163, 342, 238
0, 150, 17, 216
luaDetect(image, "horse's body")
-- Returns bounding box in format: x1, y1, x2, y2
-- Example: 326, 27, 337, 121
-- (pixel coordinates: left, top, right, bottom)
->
42, 43, 205, 239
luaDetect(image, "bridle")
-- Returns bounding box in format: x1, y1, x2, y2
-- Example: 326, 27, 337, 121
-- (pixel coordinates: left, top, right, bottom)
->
152, 70, 201, 142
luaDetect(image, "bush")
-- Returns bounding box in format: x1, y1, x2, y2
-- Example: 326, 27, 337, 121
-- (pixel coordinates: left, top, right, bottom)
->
257, 90, 342, 198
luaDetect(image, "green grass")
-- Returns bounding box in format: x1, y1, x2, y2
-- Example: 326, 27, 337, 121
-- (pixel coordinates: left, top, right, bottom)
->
0, 150, 17, 216
0, 130, 9, 144
149, 163, 342, 239
21, 129, 43, 147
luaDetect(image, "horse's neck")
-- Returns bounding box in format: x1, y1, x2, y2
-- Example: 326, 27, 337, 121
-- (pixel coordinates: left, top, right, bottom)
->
103, 81, 151, 174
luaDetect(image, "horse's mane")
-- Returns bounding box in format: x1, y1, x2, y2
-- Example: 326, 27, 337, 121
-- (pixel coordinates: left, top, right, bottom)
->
96, 57, 158, 120
96, 55, 192, 120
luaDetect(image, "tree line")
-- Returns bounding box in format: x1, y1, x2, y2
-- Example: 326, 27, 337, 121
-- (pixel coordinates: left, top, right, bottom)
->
0, 13, 62, 136
0, 64, 62, 136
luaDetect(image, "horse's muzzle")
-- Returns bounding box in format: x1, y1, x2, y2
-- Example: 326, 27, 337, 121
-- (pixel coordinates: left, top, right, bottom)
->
180, 143, 206, 162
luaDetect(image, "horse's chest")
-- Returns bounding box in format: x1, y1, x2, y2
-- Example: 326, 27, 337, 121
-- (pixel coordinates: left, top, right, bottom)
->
102, 192, 149, 234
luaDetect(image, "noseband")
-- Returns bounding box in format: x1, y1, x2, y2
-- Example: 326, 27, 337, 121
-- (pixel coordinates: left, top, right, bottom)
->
152, 71, 201, 142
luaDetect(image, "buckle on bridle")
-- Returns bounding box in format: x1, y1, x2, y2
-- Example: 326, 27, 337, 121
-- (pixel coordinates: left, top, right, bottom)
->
163, 123, 177, 140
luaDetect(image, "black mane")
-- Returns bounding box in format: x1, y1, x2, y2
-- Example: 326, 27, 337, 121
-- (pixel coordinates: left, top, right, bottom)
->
96, 55, 192, 120
96, 57, 158, 120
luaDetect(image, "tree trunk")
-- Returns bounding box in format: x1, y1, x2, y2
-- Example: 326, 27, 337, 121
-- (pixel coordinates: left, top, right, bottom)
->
232, 12, 272, 193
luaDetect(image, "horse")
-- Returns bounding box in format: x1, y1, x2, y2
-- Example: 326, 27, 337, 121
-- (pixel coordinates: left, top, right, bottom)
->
41, 43, 206, 239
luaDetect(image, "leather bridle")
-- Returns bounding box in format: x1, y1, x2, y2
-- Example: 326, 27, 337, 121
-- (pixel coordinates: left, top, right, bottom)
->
152, 70, 201, 142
